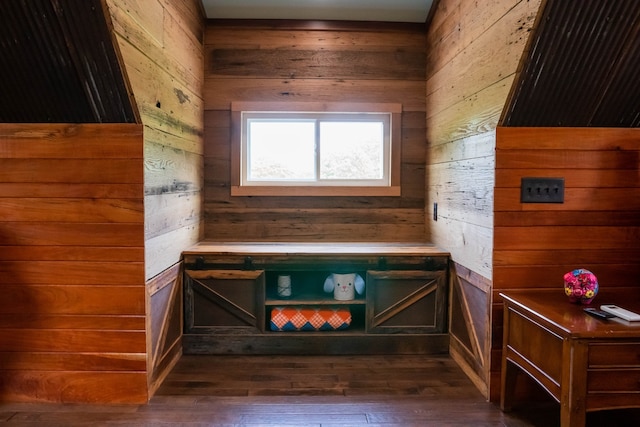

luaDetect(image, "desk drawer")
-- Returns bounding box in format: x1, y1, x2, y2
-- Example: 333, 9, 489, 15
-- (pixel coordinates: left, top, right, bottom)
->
588, 342, 640, 367
588, 369, 640, 392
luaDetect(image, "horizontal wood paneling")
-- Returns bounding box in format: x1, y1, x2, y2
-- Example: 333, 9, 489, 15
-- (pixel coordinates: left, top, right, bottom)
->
0, 183, 144, 198
0, 330, 146, 353
0, 314, 144, 330
204, 78, 427, 112
0, 123, 146, 403
492, 126, 640, 401
0, 160, 142, 183
0, 262, 143, 285
0, 124, 144, 157
0, 285, 145, 314
0, 0, 204, 403
0, 199, 142, 223
106, 0, 205, 280
203, 21, 426, 242
0, 372, 148, 403
205, 24, 427, 51
0, 246, 143, 261
209, 49, 426, 80
425, 0, 544, 401
493, 249, 640, 266
106, 0, 204, 401
0, 223, 144, 246
0, 351, 145, 371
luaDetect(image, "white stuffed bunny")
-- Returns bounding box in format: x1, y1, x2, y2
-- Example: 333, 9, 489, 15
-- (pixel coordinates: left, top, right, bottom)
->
323, 273, 365, 301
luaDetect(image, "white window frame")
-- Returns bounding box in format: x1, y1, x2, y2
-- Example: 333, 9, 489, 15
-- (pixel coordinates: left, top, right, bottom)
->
231, 101, 402, 197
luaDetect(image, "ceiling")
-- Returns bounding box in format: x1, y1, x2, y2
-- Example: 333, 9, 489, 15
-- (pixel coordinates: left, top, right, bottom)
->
201, 0, 433, 23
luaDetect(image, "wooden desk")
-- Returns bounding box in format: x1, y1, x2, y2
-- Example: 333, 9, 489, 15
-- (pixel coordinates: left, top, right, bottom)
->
500, 289, 640, 427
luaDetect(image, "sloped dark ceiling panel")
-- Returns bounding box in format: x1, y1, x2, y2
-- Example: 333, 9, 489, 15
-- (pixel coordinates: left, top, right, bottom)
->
502, 0, 640, 127
0, 0, 137, 123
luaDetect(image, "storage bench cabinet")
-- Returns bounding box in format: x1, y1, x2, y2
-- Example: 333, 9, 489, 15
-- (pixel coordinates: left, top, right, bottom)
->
182, 243, 450, 355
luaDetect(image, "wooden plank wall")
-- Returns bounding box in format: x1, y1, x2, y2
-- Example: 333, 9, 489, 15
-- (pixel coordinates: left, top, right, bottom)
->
105, 0, 204, 395
492, 127, 640, 399
424, 0, 542, 398
0, 124, 147, 403
203, 20, 427, 242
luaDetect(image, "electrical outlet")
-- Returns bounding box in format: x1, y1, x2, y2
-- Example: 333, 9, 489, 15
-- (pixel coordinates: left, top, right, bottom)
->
520, 177, 565, 203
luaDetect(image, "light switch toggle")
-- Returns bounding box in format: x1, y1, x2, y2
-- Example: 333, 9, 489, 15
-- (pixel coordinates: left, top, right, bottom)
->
520, 177, 564, 203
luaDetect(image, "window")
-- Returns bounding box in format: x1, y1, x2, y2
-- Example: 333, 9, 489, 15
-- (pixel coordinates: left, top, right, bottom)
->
231, 102, 401, 196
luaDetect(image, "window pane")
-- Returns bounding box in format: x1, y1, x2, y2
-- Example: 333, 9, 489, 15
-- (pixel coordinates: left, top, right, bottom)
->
319, 122, 384, 180
248, 120, 316, 180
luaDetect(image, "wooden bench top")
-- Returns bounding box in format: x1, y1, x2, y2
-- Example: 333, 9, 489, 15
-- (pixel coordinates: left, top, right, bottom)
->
183, 242, 449, 257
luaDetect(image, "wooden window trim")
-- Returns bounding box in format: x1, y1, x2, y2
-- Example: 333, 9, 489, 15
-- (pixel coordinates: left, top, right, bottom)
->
230, 101, 402, 197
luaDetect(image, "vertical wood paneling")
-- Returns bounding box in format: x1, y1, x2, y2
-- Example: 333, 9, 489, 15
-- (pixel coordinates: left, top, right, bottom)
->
0, 123, 146, 403
203, 21, 427, 242
105, 0, 204, 400
425, 0, 542, 400
492, 126, 640, 399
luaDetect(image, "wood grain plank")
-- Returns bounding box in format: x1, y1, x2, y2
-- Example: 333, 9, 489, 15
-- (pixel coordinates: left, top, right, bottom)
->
0, 351, 146, 371
0, 159, 143, 183
203, 222, 425, 243
0, 199, 143, 223
493, 264, 640, 289
426, 0, 539, 118
109, 0, 201, 91
0, 223, 144, 246
494, 210, 640, 227
145, 224, 201, 279
0, 314, 144, 330
0, 124, 142, 158
428, 216, 492, 279
204, 78, 426, 112
494, 188, 640, 211
0, 246, 143, 262
496, 127, 640, 150
117, 38, 203, 131
144, 142, 203, 195
0, 329, 146, 353
493, 226, 640, 250
494, 249, 640, 266
203, 208, 425, 225
205, 27, 427, 51
427, 0, 536, 74
0, 371, 148, 403
0, 183, 143, 198
208, 49, 425, 80
496, 149, 639, 169
495, 168, 638, 188
427, 77, 513, 144
0, 261, 143, 285
0, 285, 145, 315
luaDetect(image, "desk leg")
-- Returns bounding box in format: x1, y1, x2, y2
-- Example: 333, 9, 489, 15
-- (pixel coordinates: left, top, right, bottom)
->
500, 358, 518, 411
500, 303, 515, 411
560, 340, 588, 427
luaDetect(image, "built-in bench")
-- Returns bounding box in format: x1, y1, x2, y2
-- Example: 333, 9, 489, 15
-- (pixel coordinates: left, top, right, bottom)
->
181, 242, 450, 354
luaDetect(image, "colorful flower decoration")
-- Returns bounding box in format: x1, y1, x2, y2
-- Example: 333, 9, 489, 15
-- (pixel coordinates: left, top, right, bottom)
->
563, 269, 598, 304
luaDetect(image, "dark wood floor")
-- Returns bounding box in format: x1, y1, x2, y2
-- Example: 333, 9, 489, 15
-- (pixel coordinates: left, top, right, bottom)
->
2, 354, 640, 426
